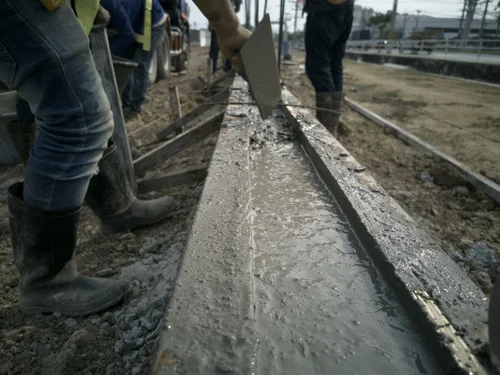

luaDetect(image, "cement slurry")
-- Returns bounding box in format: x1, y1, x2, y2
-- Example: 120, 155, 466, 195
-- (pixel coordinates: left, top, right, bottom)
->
152, 81, 474, 374
248, 114, 442, 374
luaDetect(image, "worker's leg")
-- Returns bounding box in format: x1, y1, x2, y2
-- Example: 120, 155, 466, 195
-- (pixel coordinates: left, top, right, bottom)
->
305, 12, 335, 93
0, 1, 127, 316
330, 3, 354, 92
1, 3, 112, 210
125, 24, 166, 113
209, 30, 220, 75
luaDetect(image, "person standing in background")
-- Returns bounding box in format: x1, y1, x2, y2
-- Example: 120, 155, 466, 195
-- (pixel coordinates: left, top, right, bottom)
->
303, 0, 354, 137
209, 0, 241, 75
101, 0, 168, 119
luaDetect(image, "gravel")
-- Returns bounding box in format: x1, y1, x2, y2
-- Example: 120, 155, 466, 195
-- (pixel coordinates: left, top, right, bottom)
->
0, 47, 220, 375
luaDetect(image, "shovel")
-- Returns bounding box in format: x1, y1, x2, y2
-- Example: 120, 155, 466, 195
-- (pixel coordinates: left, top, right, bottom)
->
239, 14, 281, 120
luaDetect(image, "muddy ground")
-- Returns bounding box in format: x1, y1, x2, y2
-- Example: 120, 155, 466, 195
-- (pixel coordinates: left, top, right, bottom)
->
283, 53, 500, 295
0, 47, 222, 375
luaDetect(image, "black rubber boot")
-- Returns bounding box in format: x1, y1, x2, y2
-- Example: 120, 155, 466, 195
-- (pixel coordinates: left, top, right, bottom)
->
8, 183, 128, 317
85, 142, 176, 234
316, 92, 343, 138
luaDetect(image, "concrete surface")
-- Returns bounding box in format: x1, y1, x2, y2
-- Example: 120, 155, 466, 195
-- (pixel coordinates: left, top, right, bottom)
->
151, 77, 489, 374
346, 50, 500, 84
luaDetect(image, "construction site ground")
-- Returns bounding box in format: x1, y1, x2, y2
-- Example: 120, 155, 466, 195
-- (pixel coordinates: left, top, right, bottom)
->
284, 51, 500, 296
0, 46, 498, 374
0, 47, 220, 375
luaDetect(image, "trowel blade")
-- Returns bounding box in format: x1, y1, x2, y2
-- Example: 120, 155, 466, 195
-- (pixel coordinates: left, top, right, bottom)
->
240, 14, 281, 120
489, 278, 500, 372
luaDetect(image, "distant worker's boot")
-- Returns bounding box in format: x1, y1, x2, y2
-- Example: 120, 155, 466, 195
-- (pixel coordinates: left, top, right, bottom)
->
316, 92, 343, 138
85, 142, 176, 234
8, 182, 128, 317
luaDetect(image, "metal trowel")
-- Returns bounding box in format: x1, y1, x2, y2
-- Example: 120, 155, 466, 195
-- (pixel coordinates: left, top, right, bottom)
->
239, 14, 281, 120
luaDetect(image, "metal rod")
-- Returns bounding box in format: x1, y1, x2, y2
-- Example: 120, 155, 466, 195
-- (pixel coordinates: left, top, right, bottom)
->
255, 0, 260, 28
277, 0, 286, 71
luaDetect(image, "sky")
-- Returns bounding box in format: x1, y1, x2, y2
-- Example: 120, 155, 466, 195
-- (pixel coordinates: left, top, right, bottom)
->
188, 0, 480, 31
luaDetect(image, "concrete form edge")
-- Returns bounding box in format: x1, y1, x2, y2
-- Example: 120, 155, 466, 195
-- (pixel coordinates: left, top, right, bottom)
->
282, 88, 490, 374
151, 78, 256, 374
344, 97, 500, 205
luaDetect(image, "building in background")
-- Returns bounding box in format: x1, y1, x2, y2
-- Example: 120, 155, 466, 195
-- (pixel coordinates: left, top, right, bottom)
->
350, 5, 498, 40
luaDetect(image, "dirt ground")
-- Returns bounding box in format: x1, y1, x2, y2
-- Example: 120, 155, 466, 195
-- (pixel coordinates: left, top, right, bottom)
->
0, 47, 222, 375
282, 53, 500, 295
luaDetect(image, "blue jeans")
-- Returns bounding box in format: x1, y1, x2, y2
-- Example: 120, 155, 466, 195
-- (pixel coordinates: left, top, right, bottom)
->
122, 24, 166, 113
305, 3, 354, 93
0, 1, 114, 211
209, 30, 232, 74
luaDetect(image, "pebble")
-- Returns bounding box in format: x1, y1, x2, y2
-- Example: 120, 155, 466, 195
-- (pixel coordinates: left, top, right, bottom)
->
420, 171, 434, 184
96, 268, 114, 277
53, 312, 62, 318
448, 250, 463, 263
114, 340, 124, 354
390, 190, 412, 202
42, 329, 91, 375
90, 318, 101, 326
64, 318, 78, 328
0, 362, 14, 374
452, 186, 470, 197
480, 199, 496, 211
120, 233, 136, 241
132, 366, 143, 375
466, 242, 495, 269
140, 237, 159, 255
100, 322, 110, 330
476, 271, 493, 292
463, 199, 477, 211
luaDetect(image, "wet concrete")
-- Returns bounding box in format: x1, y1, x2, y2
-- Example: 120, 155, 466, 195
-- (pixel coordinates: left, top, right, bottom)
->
152, 78, 487, 374
249, 115, 441, 374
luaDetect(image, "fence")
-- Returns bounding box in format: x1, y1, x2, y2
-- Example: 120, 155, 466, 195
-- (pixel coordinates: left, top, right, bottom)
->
345, 39, 500, 63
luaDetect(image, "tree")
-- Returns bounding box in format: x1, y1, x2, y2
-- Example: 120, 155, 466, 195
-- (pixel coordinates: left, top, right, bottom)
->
368, 11, 393, 39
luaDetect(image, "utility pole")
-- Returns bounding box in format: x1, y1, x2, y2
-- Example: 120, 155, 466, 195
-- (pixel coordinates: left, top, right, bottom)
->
400, 13, 408, 51
390, 0, 398, 35
245, 0, 251, 29
480, 0, 491, 37
458, 0, 467, 38
277, 0, 286, 71
462, 0, 478, 45
415, 10, 422, 31
294, 1, 299, 36
255, 0, 260, 27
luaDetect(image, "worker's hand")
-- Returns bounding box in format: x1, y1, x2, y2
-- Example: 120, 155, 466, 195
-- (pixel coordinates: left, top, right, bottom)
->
95, 6, 111, 25
214, 23, 251, 74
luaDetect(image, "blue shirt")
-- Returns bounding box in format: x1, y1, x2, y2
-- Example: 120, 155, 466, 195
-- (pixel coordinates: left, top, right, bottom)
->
100, 0, 165, 56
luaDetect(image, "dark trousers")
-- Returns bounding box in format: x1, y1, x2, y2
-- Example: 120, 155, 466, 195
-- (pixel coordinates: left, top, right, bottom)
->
209, 30, 231, 74
122, 23, 166, 113
305, 4, 353, 93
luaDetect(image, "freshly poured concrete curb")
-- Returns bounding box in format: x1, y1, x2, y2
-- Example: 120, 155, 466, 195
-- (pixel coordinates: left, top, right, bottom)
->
151, 77, 489, 374
281, 89, 489, 373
